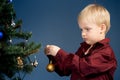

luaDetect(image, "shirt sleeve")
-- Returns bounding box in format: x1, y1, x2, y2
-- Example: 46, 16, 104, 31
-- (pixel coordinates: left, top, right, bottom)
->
53, 49, 80, 76
53, 46, 117, 77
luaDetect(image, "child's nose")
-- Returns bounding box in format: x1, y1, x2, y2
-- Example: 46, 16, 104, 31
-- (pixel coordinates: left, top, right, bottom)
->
81, 31, 86, 38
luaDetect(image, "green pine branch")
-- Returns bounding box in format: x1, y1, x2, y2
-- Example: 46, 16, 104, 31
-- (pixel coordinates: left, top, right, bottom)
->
0, 0, 41, 79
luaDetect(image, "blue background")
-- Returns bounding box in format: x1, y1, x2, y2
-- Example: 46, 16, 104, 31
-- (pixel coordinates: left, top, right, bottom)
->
12, 0, 120, 80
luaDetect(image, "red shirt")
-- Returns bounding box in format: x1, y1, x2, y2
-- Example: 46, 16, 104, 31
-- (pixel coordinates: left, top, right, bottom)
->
52, 38, 117, 80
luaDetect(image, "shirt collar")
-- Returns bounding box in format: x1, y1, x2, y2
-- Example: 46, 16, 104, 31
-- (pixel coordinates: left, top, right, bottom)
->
80, 38, 110, 47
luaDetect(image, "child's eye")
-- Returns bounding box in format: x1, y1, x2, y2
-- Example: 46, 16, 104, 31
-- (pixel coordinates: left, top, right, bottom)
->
86, 28, 91, 31
86, 28, 89, 31
80, 29, 83, 32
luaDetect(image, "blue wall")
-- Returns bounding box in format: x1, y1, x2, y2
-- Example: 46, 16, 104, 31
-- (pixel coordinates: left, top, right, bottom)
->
13, 0, 120, 80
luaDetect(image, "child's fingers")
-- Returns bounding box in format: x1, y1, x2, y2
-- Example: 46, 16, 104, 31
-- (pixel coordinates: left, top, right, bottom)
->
44, 45, 50, 54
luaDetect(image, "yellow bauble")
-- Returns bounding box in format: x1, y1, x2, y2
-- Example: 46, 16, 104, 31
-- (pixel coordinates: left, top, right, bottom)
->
46, 63, 55, 72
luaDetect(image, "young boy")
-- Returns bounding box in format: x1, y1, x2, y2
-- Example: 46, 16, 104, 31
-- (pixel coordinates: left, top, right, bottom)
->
44, 4, 117, 80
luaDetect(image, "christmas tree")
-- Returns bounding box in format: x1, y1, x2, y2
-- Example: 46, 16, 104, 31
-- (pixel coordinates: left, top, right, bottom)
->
0, 0, 41, 80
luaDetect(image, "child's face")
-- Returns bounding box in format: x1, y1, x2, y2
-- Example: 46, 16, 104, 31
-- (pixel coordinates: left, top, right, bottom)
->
78, 21, 104, 45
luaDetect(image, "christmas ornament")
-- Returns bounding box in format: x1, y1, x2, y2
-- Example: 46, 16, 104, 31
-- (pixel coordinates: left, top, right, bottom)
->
0, 31, 3, 39
8, 0, 12, 3
11, 19, 16, 27
17, 56, 23, 68
0, 30, 5, 41
33, 60, 38, 67
46, 60, 55, 72
10, 0, 12, 2
33, 56, 38, 67
9, 39, 12, 43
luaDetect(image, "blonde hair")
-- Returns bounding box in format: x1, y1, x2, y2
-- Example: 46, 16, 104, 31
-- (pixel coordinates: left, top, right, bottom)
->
78, 4, 110, 33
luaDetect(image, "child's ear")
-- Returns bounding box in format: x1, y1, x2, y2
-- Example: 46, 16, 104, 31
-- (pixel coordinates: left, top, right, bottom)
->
100, 24, 106, 34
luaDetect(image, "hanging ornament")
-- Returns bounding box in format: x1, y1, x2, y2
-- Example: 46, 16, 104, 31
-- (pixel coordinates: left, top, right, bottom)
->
33, 56, 38, 67
10, 0, 13, 2
0, 31, 4, 40
46, 60, 55, 72
17, 56, 23, 68
7, 0, 12, 3
0, 30, 6, 41
33, 60, 38, 67
11, 19, 16, 27
9, 39, 12, 43
46, 56, 55, 72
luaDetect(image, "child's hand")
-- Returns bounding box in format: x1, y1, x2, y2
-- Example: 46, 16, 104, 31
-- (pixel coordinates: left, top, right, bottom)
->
44, 45, 60, 56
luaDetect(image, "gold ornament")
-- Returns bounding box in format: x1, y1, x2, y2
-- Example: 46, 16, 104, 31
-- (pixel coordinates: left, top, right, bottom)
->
46, 60, 55, 72
17, 56, 23, 68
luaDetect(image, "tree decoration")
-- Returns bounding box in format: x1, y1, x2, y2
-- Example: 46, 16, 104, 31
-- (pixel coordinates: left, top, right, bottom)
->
0, 0, 41, 80
17, 56, 24, 68
46, 56, 55, 72
11, 19, 16, 27
33, 56, 38, 67
46, 60, 55, 72
0, 31, 4, 39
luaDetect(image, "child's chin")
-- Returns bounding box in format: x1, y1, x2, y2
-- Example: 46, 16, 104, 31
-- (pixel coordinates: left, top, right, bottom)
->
86, 41, 92, 45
